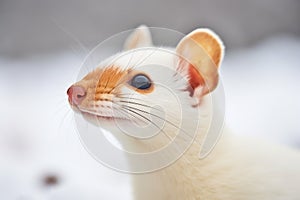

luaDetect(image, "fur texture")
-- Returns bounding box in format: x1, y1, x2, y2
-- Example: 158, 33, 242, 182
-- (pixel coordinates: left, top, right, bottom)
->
68, 26, 300, 199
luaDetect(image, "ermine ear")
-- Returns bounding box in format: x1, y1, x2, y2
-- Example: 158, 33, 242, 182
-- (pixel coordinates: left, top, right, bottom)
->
176, 29, 224, 104
123, 25, 153, 50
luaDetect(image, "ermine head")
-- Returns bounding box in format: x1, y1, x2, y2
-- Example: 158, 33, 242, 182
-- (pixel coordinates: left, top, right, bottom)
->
67, 25, 224, 143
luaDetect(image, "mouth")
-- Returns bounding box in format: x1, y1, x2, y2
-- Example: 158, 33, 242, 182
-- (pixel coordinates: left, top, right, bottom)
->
82, 111, 120, 121
71, 105, 129, 122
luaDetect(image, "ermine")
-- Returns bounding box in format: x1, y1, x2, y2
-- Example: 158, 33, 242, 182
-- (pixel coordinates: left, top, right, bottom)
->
67, 25, 300, 200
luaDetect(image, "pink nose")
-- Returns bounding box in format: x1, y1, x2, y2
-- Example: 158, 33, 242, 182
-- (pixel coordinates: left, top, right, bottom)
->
67, 85, 86, 105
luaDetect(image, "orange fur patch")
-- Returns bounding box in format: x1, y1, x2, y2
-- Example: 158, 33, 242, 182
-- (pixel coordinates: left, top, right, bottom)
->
94, 67, 128, 100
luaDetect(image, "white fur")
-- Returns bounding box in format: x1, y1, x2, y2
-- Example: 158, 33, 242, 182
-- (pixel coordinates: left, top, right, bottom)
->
89, 46, 300, 200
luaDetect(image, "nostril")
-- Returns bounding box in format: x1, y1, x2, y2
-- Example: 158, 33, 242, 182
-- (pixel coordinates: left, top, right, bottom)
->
77, 94, 85, 98
67, 85, 86, 105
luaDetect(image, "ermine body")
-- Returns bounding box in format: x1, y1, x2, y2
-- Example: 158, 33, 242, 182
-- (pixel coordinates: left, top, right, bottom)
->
68, 25, 300, 199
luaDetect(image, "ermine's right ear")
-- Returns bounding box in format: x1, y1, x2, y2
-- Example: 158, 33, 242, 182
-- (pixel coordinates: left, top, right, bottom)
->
175, 29, 224, 105
123, 25, 153, 50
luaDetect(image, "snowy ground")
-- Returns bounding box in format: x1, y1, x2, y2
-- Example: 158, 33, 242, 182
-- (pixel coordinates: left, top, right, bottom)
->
0, 35, 299, 199
223, 35, 300, 146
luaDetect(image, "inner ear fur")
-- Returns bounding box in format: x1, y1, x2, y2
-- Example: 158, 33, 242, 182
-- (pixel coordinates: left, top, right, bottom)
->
176, 29, 224, 97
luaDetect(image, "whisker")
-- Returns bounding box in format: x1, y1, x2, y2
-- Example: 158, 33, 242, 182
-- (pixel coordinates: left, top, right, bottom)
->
121, 106, 194, 164
114, 99, 180, 122
115, 97, 152, 107
54, 100, 68, 109
117, 100, 162, 111
118, 104, 201, 146
54, 103, 70, 116
50, 18, 91, 74
125, 50, 135, 70
121, 104, 175, 127
120, 106, 174, 141
115, 94, 144, 100
115, 106, 149, 126
58, 109, 72, 130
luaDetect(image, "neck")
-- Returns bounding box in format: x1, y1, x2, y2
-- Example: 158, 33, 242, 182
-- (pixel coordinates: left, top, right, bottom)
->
118, 96, 228, 199
130, 126, 232, 200
103, 96, 234, 199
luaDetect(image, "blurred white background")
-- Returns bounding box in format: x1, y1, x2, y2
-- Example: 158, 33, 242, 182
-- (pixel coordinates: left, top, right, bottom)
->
0, 0, 299, 199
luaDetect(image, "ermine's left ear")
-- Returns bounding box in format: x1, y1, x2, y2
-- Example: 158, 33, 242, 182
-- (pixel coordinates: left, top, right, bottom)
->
124, 25, 153, 50
176, 29, 224, 104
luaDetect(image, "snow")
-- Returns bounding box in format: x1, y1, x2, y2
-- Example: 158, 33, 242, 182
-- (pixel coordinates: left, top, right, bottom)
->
222, 35, 300, 146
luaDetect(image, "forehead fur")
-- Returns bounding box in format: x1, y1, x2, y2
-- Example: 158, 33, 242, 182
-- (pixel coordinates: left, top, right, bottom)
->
99, 47, 189, 84
99, 47, 176, 72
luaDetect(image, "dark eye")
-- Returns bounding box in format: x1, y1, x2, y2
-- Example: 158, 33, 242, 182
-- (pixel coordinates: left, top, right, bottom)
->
130, 74, 152, 90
